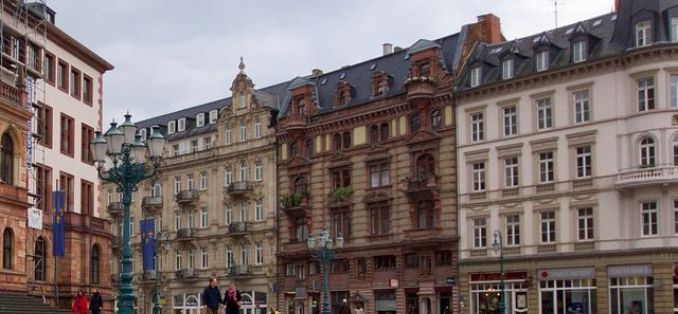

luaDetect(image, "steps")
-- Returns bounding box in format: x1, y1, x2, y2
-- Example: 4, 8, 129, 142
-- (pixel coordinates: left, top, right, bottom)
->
0, 291, 71, 313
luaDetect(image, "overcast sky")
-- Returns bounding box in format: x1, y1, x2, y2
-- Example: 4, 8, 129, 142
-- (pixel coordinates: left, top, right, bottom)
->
47, 0, 613, 124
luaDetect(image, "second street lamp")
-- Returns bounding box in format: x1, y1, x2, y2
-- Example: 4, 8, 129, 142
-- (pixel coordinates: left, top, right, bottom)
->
307, 228, 344, 314
91, 113, 165, 314
492, 230, 505, 314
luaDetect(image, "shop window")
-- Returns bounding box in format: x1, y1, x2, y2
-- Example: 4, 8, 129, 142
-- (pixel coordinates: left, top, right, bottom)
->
540, 278, 596, 314
610, 276, 653, 314
374, 255, 396, 271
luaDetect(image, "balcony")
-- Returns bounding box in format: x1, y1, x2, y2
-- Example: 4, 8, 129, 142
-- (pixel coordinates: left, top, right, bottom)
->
228, 222, 249, 235
176, 228, 195, 241
228, 265, 250, 276
143, 271, 159, 282
175, 268, 196, 279
616, 165, 678, 188
403, 176, 439, 201
279, 114, 307, 132
142, 196, 163, 215
281, 192, 310, 217
176, 190, 198, 207
404, 76, 435, 101
107, 202, 122, 219
227, 181, 252, 197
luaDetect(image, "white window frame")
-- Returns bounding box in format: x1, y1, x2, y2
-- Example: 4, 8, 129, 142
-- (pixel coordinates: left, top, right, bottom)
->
670, 74, 678, 108
187, 175, 194, 191
639, 137, 656, 167
152, 182, 162, 198
209, 110, 218, 124
177, 118, 186, 132
239, 93, 247, 109
172, 144, 180, 157
226, 246, 234, 268
636, 20, 652, 47
199, 172, 208, 190
472, 162, 486, 192
240, 160, 248, 181
224, 168, 233, 186
540, 211, 556, 243
537, 97, 553, 130
573, 90, 591, 123
254, 161, 263, 181
200, 247, 208, 269
502, 58, 514, 80
139, 128, 147, 141
239, 123, 247, 142
506, 214, 520, 246
240, 202, 248, 222
536, 50, 549, 72
575, 146, 592, 178
504, 157, 519, 188
225, 205, 233, 225
472, 218, 487, 248
572, 41, 587, 63
200, 207, 208, 228
637, 77, 655, 112
174, 212, 181, 231
641, 201, 658, 236
225, 128, 232, 145
254, 120, 262, 138
471, 112, 484, 142
503, 106, 517, 136
470, 66, 482, 87
168, 121, 176, 134
240, 244, 248, 266
255, 242, 264, 265
577, 207, 594, 241
188, 249, 194, 270
175, 250, 181, 270
255, 200, 264, 222
609, 276, 654, 314
539, 152, 555, 183
174, 177, 181, 195
196, 113, 205, 127
191, 139, 198, 153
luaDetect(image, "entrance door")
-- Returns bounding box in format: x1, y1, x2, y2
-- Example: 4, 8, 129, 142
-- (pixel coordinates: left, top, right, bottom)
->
240, 293, 255, 314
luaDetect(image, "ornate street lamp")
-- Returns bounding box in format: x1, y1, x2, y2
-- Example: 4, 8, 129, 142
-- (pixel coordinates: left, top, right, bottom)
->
492, 230, 505, 314
91, 113, 165, 314
307, 228, 344, 314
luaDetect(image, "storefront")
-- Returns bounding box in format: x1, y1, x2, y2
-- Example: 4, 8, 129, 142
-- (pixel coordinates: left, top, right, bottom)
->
173, 293, 201, 314
608, 265, 654, 314
374, 290, 396, 314
538, 267, 596, 314
469, 272, 529, 314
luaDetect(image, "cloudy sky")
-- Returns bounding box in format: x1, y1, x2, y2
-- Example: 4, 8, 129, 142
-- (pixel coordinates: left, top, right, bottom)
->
47, 0, 613, 124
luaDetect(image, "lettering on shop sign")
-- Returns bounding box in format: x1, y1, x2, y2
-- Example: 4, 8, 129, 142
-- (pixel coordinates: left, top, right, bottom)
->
538, 267, 595, 281
607, 265, 652, 277
470, 271, 527, 282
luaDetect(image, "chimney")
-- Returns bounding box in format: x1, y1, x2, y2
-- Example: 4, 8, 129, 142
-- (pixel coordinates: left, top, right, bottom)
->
382, 43, 393, 55
311, 68, 323, 76
477, 14, 502, 44
393, 46, 403, 52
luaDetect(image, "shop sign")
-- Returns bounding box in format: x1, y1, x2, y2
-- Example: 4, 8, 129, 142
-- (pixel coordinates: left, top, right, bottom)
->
389, 278, 398, 288
608, 265, 652, 277
27, 207, 42, 230
470, 271, 527, 282
446, 276, 456, 285
538, 267, 594, 281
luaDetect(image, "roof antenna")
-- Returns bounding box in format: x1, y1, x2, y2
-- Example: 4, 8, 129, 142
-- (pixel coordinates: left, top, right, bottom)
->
551, 0, 564, 28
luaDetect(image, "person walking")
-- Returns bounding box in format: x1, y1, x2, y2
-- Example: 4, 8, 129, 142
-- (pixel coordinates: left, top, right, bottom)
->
71, 290, 88, 314
202, 278, 223, 314
89, 288, 103, 314
223, 283, 242, 314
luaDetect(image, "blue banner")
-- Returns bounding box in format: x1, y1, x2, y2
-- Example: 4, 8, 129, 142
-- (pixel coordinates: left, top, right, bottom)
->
140, 218, 156, 271
52, 190, 65, 257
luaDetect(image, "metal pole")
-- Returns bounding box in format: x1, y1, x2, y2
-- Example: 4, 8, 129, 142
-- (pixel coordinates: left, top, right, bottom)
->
152, 236, 161, 314
118, 175, 135, 314
321, 248, 330, 314
499, 238, 505, 314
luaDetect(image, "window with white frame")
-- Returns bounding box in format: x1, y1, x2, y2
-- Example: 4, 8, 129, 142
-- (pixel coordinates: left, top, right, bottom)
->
254, 161, 263, 181
139, 128, 147, 141
203, 136, 212, 150
175, 250, 181, 270
240, 160, 248, 181
573, 90, 591, 123
503, 106, 517, 136
255, 242, 264, 265
504, 157, 519, 188
540, 211, 556, 243
536, 50, 549, 72
188, 249, 194, 269
670, 75, 678, 108
172, 144, 180, 157
576, 146, 592, 178
609, 276, 654, 314
635, 20, 652, 47
255, 200, 263, 222
209, 110, 218, 124
187, 175, 194, 191
239, 122, 247, 142
572, 41, 587, 63
152, 182, 162, 197
671, 17, 678, 43
200, 247, 208, 269
577, 207, 594, 241
539, 152, 555, 183
674, 137, 678, 166
537, 97, 553, 130
177, 118, 186, 132
225, 205, 232, 225
472, 162, 486, 192
639, 137, 656, 167
473, 218, 487, 248
240, 244, 248, 266
637, 77, 655, 112
240, 202, 248, 222
225, 128, 232, 145
506, 214, 520, 246
502, 58, 514, 80
470, 67, 482, 87
174, 177, 181, 195
471, 112, 484, 142
239, 93, 247, 109
106, 190, 112, 206
196, 113, 205, 127
199, 171, 208, 190
226, 246, 234, 268
674, 200, 678, 234
188, 213, 195, 229
224, 168, 233, 186
200, 207, 208, 228
641, 201, 658, 236
174, 212, 181, 231
168, 121, 176, 134
191, 139, 198, 152
254, 120, 262, 138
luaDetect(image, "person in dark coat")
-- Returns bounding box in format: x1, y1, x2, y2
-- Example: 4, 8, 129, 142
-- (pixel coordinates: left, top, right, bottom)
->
89, 288, 103, 314
223, 283, 242, 314
202, 278, 223, 314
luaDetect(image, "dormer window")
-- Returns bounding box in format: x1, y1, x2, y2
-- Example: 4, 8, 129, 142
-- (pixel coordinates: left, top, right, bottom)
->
572, 41, 587, 63
177, 118, 186, 132
209, 110, 218, 124
372, 72, 390, 97
670, 17, 678, 43
239, 93, 247, 109
139, 128, 147, 141
168, 121, 176, 134
636, 21, 651, 47
470, 67, 482, 87
335, 82, 352, 107
296, 97, 305, 116
196, 113, 205, 127
501, 59, 514, 80
418, 62, 431, 77
535, 51, 549, 72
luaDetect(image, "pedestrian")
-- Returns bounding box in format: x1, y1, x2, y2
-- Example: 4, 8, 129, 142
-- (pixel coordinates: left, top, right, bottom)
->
89, 288, 103, 314
202, 278, 223, 314
354, 303, 364, 314
71, 290, 88, 314
223, 283, 242, 314
338, 299, 351, 314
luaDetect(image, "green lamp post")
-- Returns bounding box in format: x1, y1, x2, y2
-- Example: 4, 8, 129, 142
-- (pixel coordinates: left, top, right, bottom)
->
307, 228, 344, 314
492, 230, 505, 314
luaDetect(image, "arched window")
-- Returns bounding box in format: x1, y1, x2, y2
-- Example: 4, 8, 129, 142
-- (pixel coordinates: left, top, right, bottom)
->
91, 244, 100, 284
416, 154, 436, 179
431, 110, 442, 130
410, 114, 421, 132
152, 182, 162, 198
334, 134, 342, 151
240, 160, 249, 181
639, 137, 656, 167
2, 228, 13, 269
294, 176, 307, 194
419, 62, 431, 77
673, 136, 678, 166
342, 132, 351, 149
34, 237, 46, 281
0, 133, 13, 184
417, 201, 434, 229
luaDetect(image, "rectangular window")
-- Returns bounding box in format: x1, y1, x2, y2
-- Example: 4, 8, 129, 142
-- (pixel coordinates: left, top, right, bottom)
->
57, 60, 68, 91
577, 207, 594, 241
373, 255, 396, 271
60, 114, 74, 157
82, 75, 93, 105
573, 90, 591, 123
167, 121, 176, 134
255, 242, 264, 265
539, 152, 555, 183
34, 164, 52, 212
174, 177, 181, 195
196, 113, 205, 127
81, 124, 95, 164
175, 251, 181, 270
80, 180, 94, 215
209, 110, 218, 124
139, 129, 147, 141
470, 67, 482, 87
506, 214, 520, 246
70, 68, 81, 99
224, 169, 233, 186
188, 249, 194, 269
637, 77, 655, 111
225, 205, 232, 225
59, 172, 74, 212
200, 207, 208, 228
177, 118, 186, 132
471, 112, 484, 142
540, 211, 556, 243
226, 247, 234, 268
174, 212, 181, 231
609, 276, 654, 314
641, 201, 658, 236
537, 97, 553, 130
43, 52, 55, 84
239, 123, 247, 142
435, 251, 452, 266
369, 162, 391, 188
225, 128, 232, 145
473, 218, 487, 248
240, 244, 248, 266
671, 17, 678, 42
240, 202, 248, 222
636, 20, 652, 47
203, 136, 212, 149
670, 75, 678, 108
503, 106, 517, 136
255, 121, 262, 138
572, 41, 587, 63
502, 59, 514, 80
255, 201, 263, 222
472, 162, 486, 192
187, 175, 194, 191
201, 248, 208, 269
200, 172, 208, 190
331, 167, 351, 189
34, 102, 53, 147
254, 162, 263, 181
504, 157, 519, 188
405, 253, 419, 268
369, 202, 390, 235
171, 144, 179, 157
191, 140, 198, 152
536, 50, 549, 72
331, 210, 351, 239
576, 146, 592, 178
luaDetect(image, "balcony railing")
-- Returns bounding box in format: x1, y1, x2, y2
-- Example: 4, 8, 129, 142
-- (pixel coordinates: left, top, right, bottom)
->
228, 265, 250, 276
176, 228, 194, 240
0, 79, 20, 105
175, 268, 196, 279
403, 176, 439, 201
142, 196, 163, 215
107, 202, 122, 218
616, 164, 678, 187
227, 181, 251, 197
228, 222, 248, 235
176, 190, 198, 205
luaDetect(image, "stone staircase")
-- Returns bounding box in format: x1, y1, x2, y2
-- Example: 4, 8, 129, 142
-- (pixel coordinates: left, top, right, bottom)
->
0, 292, 71, 313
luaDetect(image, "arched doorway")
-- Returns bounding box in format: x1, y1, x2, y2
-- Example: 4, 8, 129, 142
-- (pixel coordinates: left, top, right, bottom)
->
240, 292, 254, 314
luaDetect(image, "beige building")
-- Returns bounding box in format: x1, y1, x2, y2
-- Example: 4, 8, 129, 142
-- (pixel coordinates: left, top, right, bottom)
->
455, 1, 678, 313
107, 61, 282, 314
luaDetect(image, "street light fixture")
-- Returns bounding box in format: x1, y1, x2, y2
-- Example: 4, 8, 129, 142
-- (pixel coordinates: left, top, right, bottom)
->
492, 230, 505, 314
91, 113, 165, 314
307, 228, 344, 314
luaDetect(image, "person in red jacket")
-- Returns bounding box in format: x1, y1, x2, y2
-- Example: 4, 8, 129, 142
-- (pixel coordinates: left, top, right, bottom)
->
72, 290, 88, 314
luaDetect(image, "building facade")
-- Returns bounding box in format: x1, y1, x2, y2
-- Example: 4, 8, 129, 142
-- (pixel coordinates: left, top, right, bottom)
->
107, 61, 282, 314
0, 0, 114, 312
455, 0, 678, 313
